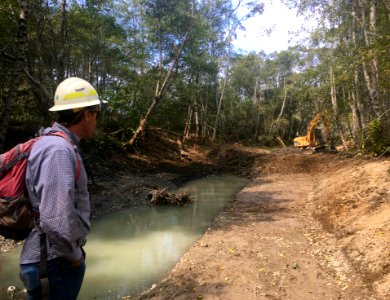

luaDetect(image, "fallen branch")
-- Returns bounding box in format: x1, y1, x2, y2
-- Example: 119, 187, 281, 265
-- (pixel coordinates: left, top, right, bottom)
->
148, 188, 193, 206
276, 136, 286, 148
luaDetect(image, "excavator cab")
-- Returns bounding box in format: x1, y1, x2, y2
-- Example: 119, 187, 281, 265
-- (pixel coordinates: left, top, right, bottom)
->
293, 111, 330, 150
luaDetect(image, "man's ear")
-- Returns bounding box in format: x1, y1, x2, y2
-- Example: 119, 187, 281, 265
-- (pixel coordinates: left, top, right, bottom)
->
83, 110, 93, 120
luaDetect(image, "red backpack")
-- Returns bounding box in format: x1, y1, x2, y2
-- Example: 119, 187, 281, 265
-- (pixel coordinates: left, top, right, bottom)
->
0, 131, 80, 240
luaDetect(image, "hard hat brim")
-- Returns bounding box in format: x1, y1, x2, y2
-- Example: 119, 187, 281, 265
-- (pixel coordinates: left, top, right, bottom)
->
49, 99, 108, 112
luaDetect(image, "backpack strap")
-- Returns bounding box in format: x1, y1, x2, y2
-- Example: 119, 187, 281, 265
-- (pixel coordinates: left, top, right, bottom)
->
0, 137, 40, 176
45, 131, 81, 181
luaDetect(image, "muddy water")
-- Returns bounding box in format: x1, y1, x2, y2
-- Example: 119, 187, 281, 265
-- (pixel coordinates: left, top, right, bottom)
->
0, 175, 247, 299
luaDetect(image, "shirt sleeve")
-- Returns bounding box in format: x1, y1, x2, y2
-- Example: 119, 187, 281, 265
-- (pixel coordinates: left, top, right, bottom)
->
35, 144, 84, 262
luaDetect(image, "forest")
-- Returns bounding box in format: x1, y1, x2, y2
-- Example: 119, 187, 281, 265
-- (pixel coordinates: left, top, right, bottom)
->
0, 0, 389, 154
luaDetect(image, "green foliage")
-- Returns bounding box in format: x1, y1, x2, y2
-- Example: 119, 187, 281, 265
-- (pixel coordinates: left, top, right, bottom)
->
230, 53, 263, 99
81, 129, 126, 159
362, 119, 390, 155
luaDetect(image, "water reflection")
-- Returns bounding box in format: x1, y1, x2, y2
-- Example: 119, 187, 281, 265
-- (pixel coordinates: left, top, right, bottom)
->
0, 175, 247, 299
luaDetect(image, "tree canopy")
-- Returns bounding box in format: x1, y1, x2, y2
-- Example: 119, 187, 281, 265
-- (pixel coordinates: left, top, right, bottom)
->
0, 0, 389, 154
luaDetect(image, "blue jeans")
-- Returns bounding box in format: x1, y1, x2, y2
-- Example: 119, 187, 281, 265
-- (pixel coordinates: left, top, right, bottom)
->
20, 257, 86, 300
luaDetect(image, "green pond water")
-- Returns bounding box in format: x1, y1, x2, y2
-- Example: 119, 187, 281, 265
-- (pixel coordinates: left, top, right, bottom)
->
0, 175, 247, 299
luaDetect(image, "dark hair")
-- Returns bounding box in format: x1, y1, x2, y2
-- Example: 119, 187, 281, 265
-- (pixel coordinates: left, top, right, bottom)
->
56, 105, 100, 127
57, 109, 84, 127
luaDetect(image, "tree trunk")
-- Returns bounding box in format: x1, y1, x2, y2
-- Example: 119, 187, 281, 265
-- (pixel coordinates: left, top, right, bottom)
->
57, 0, 67, 82
125, 96, 159, 149
23, 66, 52, 119
183, 102, 193, 142
194, 100, 200, 138
212, 74, 227, 141
201, 102, 208, 139
252, 76, 259, 103
329, 65, 347, 146
352, 0, 366, 130
359, 0, 382, 118
254, 90, 263, 141
125, 31, 189, 149
349, 89, 362, 135
383, 0, 390, 21
0, 0, 30, 150
273, 76, 288, 133
183, 77, 194, 142
212, 21, 235, 141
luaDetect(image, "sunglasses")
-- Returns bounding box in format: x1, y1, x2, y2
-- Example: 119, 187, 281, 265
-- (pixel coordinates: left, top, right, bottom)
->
86, 107, 100, 119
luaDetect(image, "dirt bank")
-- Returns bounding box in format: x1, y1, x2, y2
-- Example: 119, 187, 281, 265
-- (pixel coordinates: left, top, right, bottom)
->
1, 129, 389, 299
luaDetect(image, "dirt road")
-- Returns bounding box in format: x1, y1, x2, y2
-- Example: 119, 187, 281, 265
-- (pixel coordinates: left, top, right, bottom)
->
138, 148, 389, 300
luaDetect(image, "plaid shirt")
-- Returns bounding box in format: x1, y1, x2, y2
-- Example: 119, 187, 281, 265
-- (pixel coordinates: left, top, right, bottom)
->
20, 123, 90, 264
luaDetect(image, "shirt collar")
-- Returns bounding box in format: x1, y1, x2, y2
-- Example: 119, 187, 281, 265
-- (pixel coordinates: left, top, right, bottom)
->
48, 122, 81, 146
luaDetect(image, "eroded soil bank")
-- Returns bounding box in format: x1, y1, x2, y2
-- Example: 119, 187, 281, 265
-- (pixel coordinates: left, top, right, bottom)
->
1, 128, 389, 299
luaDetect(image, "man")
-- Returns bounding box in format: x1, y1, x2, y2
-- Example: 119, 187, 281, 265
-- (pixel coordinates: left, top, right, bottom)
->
19, 77, 106, 300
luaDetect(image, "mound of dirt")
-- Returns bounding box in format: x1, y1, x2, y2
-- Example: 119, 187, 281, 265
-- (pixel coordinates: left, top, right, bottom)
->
252, 148, 345, 176
128, 127, 213, 173
311, 159, 390, 297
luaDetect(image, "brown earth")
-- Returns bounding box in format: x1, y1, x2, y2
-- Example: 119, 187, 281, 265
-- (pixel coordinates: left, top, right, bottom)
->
1, 128, 389, 299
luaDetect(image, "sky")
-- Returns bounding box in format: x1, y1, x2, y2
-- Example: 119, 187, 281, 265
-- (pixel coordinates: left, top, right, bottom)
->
233, 0, 313, 54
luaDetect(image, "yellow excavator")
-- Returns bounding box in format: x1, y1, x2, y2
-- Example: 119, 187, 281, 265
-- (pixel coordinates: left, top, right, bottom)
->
293, 111, 330, 150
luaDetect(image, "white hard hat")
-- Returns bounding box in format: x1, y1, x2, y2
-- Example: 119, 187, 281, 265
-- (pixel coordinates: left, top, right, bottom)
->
49, 77, 107, 111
